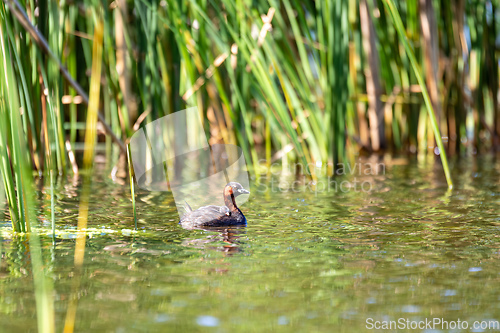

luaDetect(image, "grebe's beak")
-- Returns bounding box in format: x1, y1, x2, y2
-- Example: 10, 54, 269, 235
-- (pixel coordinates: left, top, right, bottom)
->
238, 188, 250, 194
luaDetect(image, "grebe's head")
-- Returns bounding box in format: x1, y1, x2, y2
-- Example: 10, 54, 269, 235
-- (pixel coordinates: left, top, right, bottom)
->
224, 182, 250, 197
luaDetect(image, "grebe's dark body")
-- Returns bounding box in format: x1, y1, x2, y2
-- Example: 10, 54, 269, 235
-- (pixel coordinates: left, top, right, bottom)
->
180, 182, 249, 228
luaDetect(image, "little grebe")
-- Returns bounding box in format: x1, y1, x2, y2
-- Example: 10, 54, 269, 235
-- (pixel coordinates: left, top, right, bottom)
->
180, 182, 250, 228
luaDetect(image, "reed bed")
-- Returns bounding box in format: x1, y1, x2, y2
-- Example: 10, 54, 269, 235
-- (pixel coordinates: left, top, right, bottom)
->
0, 3, 497, 331
0, 0, 499, 227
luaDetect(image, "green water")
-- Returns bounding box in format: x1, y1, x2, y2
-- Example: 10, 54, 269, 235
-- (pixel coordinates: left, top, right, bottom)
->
1, 156, 499, 332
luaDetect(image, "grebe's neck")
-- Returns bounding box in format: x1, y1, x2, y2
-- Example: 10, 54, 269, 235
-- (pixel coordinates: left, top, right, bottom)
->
223, 187, 238, 212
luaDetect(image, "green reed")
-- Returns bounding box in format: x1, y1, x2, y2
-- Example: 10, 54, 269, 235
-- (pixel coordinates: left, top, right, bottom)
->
63, 18, 104, 333
382, 0, 453, 189
0, 4, 496, 330
1, 6, 55, 331
1, 0, 499, 221
127, 144, 137, 230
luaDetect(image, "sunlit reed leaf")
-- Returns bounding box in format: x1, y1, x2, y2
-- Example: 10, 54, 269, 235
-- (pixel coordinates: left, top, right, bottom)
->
127, 145, 137, 230
382, 0, 453, 189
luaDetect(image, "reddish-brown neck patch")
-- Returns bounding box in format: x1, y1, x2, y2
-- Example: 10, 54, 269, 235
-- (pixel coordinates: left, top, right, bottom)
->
224, 186, 233, 196
223, 186, 237, 211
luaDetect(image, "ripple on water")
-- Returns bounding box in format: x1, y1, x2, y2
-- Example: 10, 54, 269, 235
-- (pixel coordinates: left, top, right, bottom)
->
0, 157, 499, 332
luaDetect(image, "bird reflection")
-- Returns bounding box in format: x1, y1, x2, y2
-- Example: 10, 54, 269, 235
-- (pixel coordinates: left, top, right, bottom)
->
180, 226, 246, 254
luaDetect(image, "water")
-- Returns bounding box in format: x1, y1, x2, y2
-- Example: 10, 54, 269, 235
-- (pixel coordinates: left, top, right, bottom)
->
1, 156, 499, 332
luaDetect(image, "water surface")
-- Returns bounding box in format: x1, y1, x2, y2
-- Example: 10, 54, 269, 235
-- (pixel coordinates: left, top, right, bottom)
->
1, 156, 499, 332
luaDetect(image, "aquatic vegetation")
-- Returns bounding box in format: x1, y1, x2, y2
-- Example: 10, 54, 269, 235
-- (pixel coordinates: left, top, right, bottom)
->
1, 1, 497, 332
381, 0, 452, 187
0, 0, 496, 199
127, 145, 138, 230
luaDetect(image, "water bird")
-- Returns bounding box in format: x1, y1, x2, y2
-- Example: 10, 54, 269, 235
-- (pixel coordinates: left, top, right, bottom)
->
180, 182, 250, 228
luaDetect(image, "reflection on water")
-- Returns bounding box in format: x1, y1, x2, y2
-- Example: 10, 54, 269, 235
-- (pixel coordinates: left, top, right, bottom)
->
181, 227, 246, 254
0, 155, 499, 332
